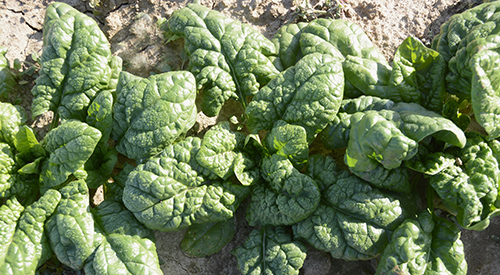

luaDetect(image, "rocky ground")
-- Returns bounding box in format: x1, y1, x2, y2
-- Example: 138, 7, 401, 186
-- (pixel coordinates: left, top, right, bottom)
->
1, 0, 500, 274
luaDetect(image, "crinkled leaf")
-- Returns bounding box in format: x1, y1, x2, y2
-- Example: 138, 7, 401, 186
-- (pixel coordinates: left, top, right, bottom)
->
376, 211, 467, 275
112, 71, 197, 161
233, 152, 261, 186
294, 170, 413, 260
264, 120, 308, 167
432, 1, 500, 95
320, 113, 352, 149
165, 3, 279, 116
0, 102, 27, 146
123, 137, 248, 231
246, 53, 344, 142
0, 189, 61, 275
0, 197, 24, 262
300, 19, 387, 63
87, 89, 113, 144
85, 200, 162, 275
181, 218, 236, 257
272, 22, 307, 70
306, 155, 342, 190
430, 135, 500, 230
40, 120, 101, 190
405, 150, 456, 175
471, 48, 500, 138
246, 154, 320, 226
431, 2, 500, 136
45, 180, 94, 270
196, 122, 244, 180
340, 95, 395, 113
442, 99, 471, 131
351, 164, 411, 194
31, 2, 122, 120
232, 227, 307, 275
0, 143, 16, 198
0, 47, 16, 98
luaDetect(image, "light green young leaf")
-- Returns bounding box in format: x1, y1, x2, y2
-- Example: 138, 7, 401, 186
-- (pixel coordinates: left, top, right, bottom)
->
390, 36, 446, 112
264, 120, 308, 167
0, 102, 27, 146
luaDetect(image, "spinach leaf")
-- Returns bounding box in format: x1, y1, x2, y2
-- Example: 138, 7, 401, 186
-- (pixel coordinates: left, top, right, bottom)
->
122, 137, 249, 231
0, 47, 16, 98
300, 19, 387, 63
294, 156, 414, 260
45, 180, 94, 270
180, 218, 236, 257
112, 71, 197, 161
165, 3, 279, 116
430, 134, 500, 230
432, 1, 500, 137
31, 2, 122, 121
376, 211, 467, 275
246, 154, 320, 226
39, 120, 101, 190
232, 227, 307, 275
84, 200, 162, 274
272, 22, 308, 70
0, 190, 61, 274
246, 53, 344, 142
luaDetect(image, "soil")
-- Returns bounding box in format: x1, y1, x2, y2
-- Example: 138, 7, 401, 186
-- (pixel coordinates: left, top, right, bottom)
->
1, 0, 500, 274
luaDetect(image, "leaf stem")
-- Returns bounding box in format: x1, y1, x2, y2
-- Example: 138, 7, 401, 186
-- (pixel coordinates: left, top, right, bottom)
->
50, 112, 60, 130
426, 183, 435, 214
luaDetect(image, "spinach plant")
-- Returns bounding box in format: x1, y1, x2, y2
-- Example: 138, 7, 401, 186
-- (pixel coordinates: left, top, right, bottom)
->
1, 1, 500, 275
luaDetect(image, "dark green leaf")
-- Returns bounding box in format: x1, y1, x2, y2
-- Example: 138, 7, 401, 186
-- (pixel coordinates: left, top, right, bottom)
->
31, 2, 122, 121
232, 227, 307, 275
112, 71, 197, 161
